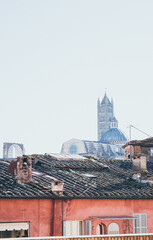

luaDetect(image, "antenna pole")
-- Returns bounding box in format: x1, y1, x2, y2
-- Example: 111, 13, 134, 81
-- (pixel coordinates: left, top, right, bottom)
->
129, 125, 131, 141
130, 125, 151, 138
129, 125, 132, 160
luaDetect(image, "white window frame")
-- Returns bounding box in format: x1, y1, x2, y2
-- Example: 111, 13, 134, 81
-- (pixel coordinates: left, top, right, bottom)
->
133, 213, 147, 233
85, 220, 91, 235
63, 220, 84, 236
108, 222, 119, 234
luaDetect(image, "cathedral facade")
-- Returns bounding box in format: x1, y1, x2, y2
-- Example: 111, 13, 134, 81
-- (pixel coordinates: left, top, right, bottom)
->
61, 94, 127, 159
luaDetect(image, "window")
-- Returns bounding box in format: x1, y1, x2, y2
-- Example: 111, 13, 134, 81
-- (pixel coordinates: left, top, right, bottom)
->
133, 213, 147, 233
85, 220, 91, 235
97, 224, 105, 235
0, 230, 28, 238
63, 221, 84, 236
0, 222, 29, 238
108, 223, 119, 234
69, 145, 77, 154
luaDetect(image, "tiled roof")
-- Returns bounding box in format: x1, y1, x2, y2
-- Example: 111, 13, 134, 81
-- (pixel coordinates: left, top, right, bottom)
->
1, 155, 153, 199
123, 137, 153, 148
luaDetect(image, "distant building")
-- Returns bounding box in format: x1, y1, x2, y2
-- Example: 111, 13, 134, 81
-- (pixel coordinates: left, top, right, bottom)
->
61, 94, 127, 159
61, 138, 125, 159
3, 142, 25, 159
98, 93, 118, 140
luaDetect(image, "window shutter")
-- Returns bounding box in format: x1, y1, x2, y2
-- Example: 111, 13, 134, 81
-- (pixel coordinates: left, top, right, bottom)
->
63, 221, 83, 236
63, 221, 66, 236
133, 214, 147, 233
72, 221, 78, 236
85, 220, 91, 235
141, 214, 147, 233
64, 221, 72, 236
133, 214, 140, 233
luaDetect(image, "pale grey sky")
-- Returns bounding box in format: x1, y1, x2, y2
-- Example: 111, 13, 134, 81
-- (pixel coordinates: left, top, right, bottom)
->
0, 0, 153, 156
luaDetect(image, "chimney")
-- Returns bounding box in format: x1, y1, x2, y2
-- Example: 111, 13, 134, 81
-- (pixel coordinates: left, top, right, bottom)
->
124, 145, 142, 160
132, 154, 147, 172
16, 156, 33, 184
51, 180, 64, 196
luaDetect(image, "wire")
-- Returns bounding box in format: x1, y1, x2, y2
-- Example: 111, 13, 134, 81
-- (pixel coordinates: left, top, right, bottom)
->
130, 125, 152, 138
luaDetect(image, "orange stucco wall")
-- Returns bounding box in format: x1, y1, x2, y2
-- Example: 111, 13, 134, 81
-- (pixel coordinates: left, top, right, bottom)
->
1, 198, 153, 237
63, 199, 153, 234
0, 199, 54, 237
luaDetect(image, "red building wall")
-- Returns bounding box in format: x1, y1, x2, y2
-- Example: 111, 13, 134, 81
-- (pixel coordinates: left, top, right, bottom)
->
0, 198, 153, 237
0, 199, 54, 237
63, 199, 153, 235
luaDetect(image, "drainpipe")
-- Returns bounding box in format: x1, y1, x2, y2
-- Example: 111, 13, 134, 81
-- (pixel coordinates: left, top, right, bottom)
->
62, 200, 63, 236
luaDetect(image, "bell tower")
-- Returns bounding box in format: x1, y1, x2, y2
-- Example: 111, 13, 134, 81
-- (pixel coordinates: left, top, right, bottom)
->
97, 93, 118, 141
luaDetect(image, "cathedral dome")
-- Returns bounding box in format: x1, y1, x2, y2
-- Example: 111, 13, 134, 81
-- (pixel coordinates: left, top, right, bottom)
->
100, 128, 127, 144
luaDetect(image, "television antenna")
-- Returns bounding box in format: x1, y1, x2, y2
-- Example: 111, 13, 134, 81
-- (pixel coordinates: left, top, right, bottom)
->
129, 125, 151, 141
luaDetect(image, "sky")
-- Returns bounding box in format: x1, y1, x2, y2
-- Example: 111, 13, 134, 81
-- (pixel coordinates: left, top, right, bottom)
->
0, 0, 153, 156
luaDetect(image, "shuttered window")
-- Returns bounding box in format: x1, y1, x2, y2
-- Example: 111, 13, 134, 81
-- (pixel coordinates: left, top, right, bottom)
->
133, 213, 147, 233
63, 221, 84, 236
85, 220, 91, 235
108, 223, 119, 234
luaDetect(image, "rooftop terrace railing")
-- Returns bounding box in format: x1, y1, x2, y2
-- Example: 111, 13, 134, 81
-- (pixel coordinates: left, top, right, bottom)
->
3, 233, 153, 240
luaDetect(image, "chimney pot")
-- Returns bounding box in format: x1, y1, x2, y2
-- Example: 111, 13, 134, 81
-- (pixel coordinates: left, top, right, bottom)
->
51, 180, 64, 196
132, 154, 147, 172
16, 156, 33, 184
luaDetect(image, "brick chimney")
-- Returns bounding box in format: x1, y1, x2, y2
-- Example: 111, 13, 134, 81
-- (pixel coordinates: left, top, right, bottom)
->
51, 180, 64, 196
16, 156, 32, 184
124, 145, 142, 160
132, 154, 147, 172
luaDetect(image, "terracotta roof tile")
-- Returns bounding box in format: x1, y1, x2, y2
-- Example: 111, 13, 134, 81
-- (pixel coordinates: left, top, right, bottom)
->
0, 155, 153, 199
